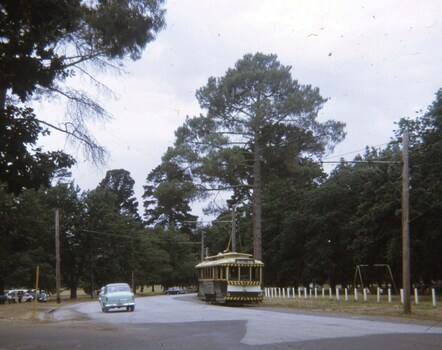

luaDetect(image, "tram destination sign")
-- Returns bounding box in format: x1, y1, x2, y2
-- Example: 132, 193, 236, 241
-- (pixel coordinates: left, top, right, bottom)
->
236, 259, 255, 264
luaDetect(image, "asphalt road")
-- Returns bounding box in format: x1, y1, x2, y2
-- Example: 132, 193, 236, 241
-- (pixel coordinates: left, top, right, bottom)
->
1, 294, 441, 349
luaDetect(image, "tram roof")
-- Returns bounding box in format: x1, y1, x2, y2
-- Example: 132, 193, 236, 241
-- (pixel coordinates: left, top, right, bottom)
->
195, 251, 264, 268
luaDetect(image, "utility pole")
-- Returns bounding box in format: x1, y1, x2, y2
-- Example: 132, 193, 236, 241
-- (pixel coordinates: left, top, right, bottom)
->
55, 209, 61, 304
231, 205, 237, 252
89, 235, 93, 300
201, 230, 205, 262
402, 130, 411, 314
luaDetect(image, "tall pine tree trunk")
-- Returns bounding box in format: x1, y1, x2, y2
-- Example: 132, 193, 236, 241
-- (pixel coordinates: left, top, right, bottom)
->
0, 87, 7, 112
253, 136, 262, 261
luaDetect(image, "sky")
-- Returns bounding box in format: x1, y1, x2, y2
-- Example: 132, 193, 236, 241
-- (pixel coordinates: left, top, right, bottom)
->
36, 0, 442, 219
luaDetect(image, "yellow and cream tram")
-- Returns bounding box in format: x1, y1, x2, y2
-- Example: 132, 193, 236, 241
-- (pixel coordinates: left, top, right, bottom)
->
195, 251, 264, 304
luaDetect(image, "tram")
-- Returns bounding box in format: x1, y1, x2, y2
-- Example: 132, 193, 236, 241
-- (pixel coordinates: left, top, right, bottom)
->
195, 251, 264, 304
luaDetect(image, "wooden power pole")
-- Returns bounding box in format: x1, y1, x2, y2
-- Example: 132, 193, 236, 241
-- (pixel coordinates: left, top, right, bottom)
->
55, 209, 61, 304
231, 205, 237, 252
402, 130, 411, 314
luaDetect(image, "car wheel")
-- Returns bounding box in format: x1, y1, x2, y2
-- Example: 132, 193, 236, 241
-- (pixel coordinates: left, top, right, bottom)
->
131, 306, 135, 312
103, 306, 109, 313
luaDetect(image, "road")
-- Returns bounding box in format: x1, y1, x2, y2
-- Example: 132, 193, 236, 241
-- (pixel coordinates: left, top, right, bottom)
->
1, 294, 441, 349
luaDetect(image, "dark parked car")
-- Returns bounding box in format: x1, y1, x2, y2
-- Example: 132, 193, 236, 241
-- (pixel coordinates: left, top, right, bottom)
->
0, 294, 7, 304
165, 287, 186, 295
37, 292, 49, 302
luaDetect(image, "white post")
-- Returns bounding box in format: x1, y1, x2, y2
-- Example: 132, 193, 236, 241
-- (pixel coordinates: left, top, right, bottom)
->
345, 288, 348, 302
304, 288, 308, 299
309, 288, 312, 298
298, 287, 302, 299
377, 287, 381, 303
400, 288, 404, 304
278, 288, 281, 298
287, 288, 290, 298
432, 288, 436, 306
282, 288, 286, 299
292, 287, 296, 298
329, 288, 333, 300
322, 288, 325, 299
363, 288, 368, 301
414, 288, 419, 305
315, 288, 318, 298
354, 288, 358, 301
336, 287, 340, 301
388, 288, 392, 303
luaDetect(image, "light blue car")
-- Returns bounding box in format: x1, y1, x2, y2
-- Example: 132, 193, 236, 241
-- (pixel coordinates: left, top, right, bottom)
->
99, 283, 135, 313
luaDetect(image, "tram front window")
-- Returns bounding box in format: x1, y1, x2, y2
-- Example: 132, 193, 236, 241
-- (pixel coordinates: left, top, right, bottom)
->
229, 266, 239, 280
251, 267, 261, 281
240, 266, 250, 281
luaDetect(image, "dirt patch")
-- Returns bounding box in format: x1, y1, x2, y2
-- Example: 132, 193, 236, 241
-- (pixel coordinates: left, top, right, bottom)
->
0, 301, 60, 321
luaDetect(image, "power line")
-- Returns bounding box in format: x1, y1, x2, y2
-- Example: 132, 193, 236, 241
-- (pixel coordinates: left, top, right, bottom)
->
81, 229, 197, 244
322, 142, 395, 161
321, 160, 401, 165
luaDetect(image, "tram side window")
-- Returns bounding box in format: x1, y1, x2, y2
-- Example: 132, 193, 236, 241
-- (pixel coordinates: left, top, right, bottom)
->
251, 267, 261, 281
216, 266, 225, 279
240, 266, 251, 281
202, 268, 213, 279
229, 266, 239, 281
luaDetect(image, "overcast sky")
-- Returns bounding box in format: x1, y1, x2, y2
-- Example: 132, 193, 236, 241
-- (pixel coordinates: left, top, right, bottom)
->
37, 0, 442, 218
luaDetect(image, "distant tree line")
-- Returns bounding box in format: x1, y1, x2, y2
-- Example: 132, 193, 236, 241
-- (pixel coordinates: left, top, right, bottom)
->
0, 169, 200, 297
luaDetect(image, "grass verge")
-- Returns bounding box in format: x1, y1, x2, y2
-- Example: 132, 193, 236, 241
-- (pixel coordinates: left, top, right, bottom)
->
263, 296, 442, 323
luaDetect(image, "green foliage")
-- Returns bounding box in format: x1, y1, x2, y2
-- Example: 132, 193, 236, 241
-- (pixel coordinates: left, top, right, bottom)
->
0, 0, 81, 100
143, 151, 198, 232
0, 184, 56, 292
99, 169, 140, 220
0, 106, 75, 194
395, 89, 442, 284
0, 0, 166, 101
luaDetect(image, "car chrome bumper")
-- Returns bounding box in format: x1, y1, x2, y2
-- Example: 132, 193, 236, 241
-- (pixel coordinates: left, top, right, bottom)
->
104, 302, 135, 308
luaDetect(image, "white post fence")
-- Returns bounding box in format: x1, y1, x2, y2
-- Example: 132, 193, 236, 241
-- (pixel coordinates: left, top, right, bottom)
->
263, 286, 438, 308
